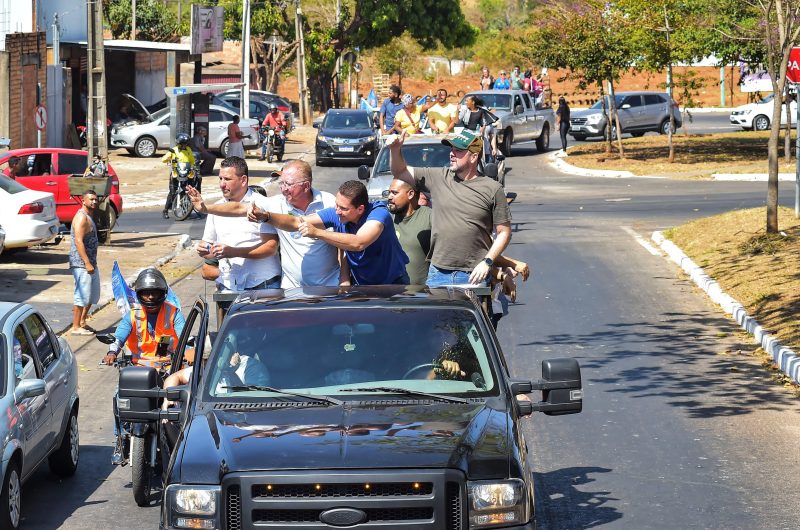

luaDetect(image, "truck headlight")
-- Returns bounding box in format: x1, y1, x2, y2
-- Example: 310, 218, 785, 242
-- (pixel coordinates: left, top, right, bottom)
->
166, 485, 220, 529
467, 479, 529, 528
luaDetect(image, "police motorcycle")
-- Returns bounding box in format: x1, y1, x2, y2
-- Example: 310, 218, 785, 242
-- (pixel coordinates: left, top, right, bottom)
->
260, 125, 285, 163
96, 272, 203, 507
168, 157, 201, 221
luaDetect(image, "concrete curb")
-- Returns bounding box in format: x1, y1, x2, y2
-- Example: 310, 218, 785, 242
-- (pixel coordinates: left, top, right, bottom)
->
56, 233, 194, 336
651, 230, 800, 385
713, 173, 796, 182
550, 150, 661, 179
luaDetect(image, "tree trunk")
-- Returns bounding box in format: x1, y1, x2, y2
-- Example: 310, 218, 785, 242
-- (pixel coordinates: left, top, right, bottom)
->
608, 79, 624, 158
785, 94, 792, 162
667, 64, 675, 163
600, 83, 611, 155
767, 85, 783, 234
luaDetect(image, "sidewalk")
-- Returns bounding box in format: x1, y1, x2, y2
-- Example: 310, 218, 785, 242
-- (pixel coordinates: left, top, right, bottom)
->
111, 124, 316, 208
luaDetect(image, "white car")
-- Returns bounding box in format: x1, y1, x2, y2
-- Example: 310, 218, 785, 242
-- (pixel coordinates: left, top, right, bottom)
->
730, 93, 797, 131
110, 94, 260, 157
0, 175, 60, 249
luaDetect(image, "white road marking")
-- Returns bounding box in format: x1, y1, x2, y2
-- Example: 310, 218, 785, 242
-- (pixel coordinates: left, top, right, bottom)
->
621, 226, 663, 256
605, 198, 631, 202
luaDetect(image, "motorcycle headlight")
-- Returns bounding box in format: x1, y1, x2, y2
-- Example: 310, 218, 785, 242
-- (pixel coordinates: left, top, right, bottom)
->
586, 113, 602, 124
166, 485, 220, 529
467, 479, 529, 529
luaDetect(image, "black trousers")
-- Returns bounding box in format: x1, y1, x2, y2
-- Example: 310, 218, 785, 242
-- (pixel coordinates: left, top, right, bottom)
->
559, 122, 570, 151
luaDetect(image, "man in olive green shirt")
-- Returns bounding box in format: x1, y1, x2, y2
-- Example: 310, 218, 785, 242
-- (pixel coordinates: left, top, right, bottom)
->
386, 175, 431, 285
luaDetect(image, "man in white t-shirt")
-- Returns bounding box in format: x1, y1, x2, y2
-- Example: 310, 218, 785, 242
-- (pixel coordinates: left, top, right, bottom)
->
197, 156, 281, 291
190, 159, 346, 288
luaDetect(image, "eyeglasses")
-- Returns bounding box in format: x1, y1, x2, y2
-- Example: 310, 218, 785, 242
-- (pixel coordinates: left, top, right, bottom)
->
279, 180, 306, 189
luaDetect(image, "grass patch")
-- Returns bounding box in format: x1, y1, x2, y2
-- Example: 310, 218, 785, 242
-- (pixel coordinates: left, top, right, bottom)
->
566, 131, 797, 179
667, 207, 800, 372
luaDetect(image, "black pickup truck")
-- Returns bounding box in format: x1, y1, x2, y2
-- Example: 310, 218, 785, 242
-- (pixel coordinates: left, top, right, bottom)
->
118, 286, 583, 530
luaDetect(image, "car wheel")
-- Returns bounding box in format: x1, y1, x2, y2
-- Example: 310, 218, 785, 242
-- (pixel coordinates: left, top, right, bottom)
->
659, 119, 676, 135
0, 461, 21, 530
220, 139, 230, 157
133, 136, 157, 158
48, 407, 79, 477
753, 115, 770, 131
501, 128, 513, 157
603, 125, 619, 141
535, 124, 550, 153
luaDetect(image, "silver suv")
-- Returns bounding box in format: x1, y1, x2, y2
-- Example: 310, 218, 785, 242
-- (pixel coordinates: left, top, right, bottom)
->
569, 91, 681, 140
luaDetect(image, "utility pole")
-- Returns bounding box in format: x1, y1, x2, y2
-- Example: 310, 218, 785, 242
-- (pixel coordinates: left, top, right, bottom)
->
132, 0, 137, 40
241, 0, 251, 119
87, 0, 108, 161
295, 0, 312, 124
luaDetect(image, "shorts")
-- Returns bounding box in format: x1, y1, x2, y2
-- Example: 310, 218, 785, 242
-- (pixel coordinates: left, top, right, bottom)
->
72, 266, 101, 307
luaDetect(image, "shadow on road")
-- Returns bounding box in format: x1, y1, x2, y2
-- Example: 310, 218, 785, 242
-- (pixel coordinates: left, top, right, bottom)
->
534, 466, 621, 529
520, 312, 800, 419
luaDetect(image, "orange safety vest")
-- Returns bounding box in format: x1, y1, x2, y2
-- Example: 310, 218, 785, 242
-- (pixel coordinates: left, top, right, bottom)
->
125, 301, 180, 369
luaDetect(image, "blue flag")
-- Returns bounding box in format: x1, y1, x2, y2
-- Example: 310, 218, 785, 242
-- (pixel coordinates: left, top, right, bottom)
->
367, 89, 378, 109
111, 261, 137, 316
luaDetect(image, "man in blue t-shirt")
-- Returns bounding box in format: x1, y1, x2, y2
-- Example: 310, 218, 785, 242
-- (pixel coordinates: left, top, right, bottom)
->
250, 180, 410, 285
379, 85, 404, 135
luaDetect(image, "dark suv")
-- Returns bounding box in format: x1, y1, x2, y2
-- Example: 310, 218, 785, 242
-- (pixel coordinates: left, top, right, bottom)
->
118, 286, 584, 529
569, 91, 682, 140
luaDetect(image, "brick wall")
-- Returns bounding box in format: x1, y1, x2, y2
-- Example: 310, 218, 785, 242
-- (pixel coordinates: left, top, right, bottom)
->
5, 32, 47, 148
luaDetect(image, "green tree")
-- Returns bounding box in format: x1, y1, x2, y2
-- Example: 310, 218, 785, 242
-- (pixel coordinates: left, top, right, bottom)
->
104, 0, 180, 41
710, 0, 800, 233
371, 33, 425, 87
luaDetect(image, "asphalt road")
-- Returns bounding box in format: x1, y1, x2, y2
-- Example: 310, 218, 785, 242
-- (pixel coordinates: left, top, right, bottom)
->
18, 128, 800, 529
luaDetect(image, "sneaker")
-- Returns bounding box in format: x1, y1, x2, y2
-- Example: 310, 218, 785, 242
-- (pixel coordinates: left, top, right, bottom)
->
162, 210, 169, 219
111, 437, 125, 466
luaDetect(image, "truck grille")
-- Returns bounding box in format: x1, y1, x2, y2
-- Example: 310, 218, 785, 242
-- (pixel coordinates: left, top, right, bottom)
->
223, 470, 465, 529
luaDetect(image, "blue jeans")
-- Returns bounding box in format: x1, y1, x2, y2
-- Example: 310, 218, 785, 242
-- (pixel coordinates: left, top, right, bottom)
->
426, 265, 489, 287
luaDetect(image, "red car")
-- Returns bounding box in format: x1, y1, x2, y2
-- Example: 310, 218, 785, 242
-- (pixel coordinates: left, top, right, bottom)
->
0, 148, 123, 230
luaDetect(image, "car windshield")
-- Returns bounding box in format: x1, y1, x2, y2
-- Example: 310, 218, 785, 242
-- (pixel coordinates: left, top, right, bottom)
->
590, 96, 625, 110
204, 306, 498, 400
323, 113, 371, 129
373, 142, 452, 174
759, 94, 775, 104
0, 174, 29, 194
151, 108, 169, 121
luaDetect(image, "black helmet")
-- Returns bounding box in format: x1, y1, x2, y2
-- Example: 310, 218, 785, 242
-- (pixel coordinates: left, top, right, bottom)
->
133, 268, 168, 311
176, 133, 190, 145
269, 103, 278, 112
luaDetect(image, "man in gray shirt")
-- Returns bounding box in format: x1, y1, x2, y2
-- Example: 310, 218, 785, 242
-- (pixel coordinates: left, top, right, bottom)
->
389, 129, 511, 286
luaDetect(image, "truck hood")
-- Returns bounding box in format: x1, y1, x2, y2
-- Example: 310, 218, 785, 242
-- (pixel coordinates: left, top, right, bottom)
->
177, 401, 511, 483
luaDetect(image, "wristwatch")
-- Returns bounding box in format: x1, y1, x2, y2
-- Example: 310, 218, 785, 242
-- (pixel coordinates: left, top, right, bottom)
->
483, 257, 494, 267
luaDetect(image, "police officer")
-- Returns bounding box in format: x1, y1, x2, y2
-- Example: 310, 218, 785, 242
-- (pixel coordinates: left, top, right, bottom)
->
162, 133, 197, 219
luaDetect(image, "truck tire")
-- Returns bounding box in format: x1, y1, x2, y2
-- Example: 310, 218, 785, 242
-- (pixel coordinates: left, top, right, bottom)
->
131, 435, 152, 507
535, 124, 550, 153
501, 128, 513, 157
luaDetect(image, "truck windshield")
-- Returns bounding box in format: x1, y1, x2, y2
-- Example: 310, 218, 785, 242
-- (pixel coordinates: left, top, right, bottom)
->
373, 143, 452, 174
205, 306, 498, 400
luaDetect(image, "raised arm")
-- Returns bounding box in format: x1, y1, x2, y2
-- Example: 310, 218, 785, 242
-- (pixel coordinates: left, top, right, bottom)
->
187, 186, 249, 217
388, 132, 414, 184
300, 219, 383, 253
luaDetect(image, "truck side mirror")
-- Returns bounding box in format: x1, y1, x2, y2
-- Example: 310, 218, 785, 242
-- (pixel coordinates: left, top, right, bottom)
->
526, 358, 583, 416
514, 105, 524, 115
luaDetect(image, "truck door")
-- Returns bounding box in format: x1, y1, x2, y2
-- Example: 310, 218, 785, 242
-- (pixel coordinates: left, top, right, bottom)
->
521, 92, 540, 139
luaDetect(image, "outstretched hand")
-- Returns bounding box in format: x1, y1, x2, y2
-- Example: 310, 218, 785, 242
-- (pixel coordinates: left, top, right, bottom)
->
386, 131, 408, 151
186, 186, 206, 213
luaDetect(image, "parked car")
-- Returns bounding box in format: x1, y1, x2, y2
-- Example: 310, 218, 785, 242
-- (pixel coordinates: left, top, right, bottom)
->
569, 91, 682, 140
0, 148, 123, 231
358, 134, 452, 201
217, 90, 295, 130
118, 286, 583, 530
462, 89, 555, 156
0, 175, 60, 250
0, 301, 80, 529
110, 96, 260, 157
730, 93, 796, 131
315, 109, 378, 166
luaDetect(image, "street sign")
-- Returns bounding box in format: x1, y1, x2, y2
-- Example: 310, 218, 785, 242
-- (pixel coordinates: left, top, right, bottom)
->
34, 105, 47, 131
788, 47, 800, 84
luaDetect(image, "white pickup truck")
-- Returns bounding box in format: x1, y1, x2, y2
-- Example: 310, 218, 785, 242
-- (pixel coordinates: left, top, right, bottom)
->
462, 89, 555, 156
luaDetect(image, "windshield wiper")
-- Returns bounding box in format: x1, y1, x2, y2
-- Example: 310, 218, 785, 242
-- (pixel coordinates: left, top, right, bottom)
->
221, 385, 343, 406
339, 386, 469, 404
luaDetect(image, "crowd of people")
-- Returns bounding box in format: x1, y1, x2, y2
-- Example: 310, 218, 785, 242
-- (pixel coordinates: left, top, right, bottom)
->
478, 65, 546, 99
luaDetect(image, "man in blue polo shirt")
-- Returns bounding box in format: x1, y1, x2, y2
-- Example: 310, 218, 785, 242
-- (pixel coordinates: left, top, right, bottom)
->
250, 180, 409, 285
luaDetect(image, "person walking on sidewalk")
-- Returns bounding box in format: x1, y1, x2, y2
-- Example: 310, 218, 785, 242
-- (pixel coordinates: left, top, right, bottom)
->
69, 190, 100, 335
555, 96, 571, 152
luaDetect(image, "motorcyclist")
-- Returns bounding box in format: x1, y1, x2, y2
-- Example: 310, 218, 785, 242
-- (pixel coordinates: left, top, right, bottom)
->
161, 133, 197, 219
102, 268, 185, 464
259, 103, 287, 161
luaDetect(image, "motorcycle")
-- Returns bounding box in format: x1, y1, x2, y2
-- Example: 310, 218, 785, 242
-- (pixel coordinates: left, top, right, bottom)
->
260, 126, 285, 163
96, 333, 173, 507
169, 160, 201, 221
